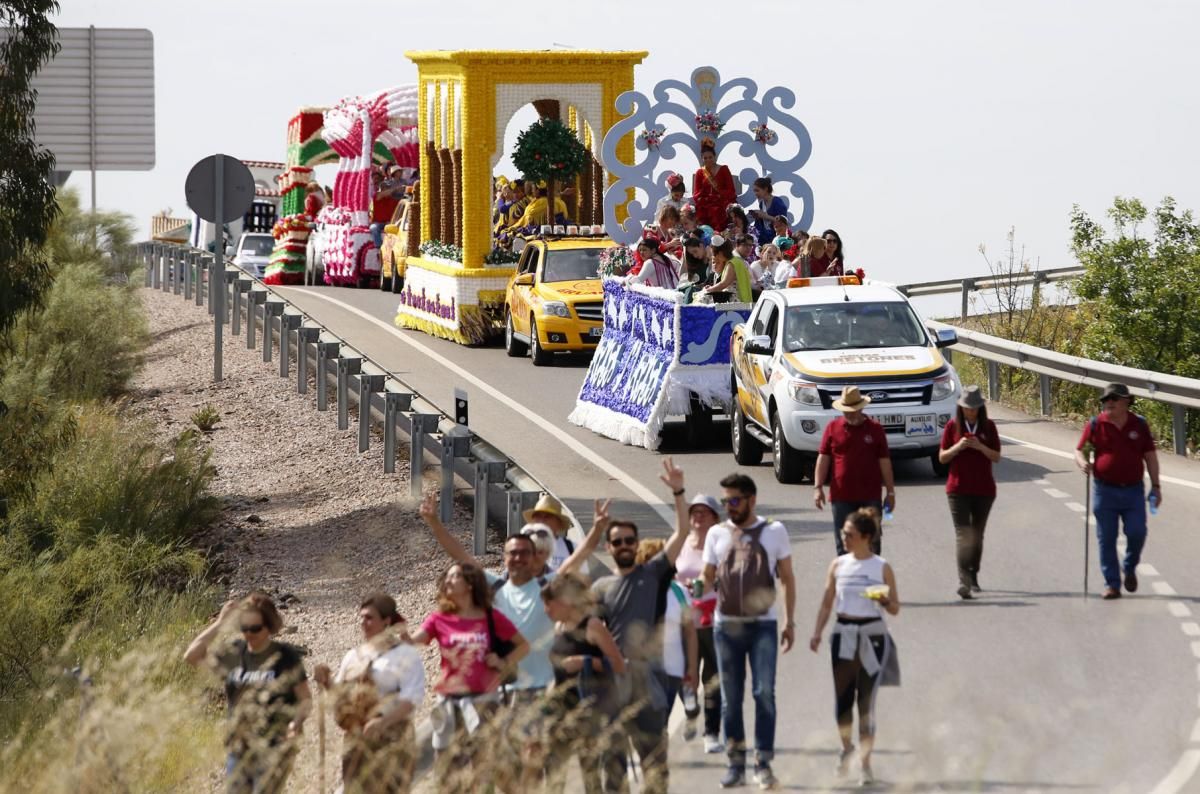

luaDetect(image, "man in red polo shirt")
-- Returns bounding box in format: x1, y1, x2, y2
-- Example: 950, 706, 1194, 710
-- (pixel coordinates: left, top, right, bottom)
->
1074, 382, 1162, 600
813, 385, 896, 555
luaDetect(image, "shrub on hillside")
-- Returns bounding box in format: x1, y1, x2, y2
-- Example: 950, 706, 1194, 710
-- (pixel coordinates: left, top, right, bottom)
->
4, 261, 148, 402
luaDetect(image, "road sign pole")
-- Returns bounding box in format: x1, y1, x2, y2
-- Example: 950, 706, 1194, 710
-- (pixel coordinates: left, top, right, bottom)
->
213, 155, 224, 383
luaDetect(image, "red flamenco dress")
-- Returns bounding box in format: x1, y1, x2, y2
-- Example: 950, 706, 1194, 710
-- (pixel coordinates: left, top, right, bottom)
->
692, 164, 736, 230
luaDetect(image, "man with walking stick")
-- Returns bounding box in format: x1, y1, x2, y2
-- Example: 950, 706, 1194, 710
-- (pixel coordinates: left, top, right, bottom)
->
1074, 383, 1162, 600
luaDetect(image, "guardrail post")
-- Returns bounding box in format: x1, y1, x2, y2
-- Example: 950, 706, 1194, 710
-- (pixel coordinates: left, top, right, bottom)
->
183, 249, 193, 300
1172, 404, 1187, 457
336, 356, 362, 431
409, 413, 441, 499
234, 280, 251, 336
223, 270, 237, 326
171, 248, 182, 295
987, 360, 1000, 402
296, 327, 320, 394
194, 252, 205, 307
440, 430, 472, 524
142, 244, 152, 287
384, 392, 414, 473
357, 374, 386, 451
247, 291, 265, 349
263, 300, 284, 362
279, 314, 301, 377
474, 461, 507, 555
960, 279, 975, 322
317, 341, 339, 411
205, 255, 216, 316
507, 490, 538, 538
1039, 374, 1052, 416
162, 246, 172, 293
149, 244, 160, 289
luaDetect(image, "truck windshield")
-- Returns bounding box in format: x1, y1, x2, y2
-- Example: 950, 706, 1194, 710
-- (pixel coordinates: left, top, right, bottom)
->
783, 302, 928, 352
543, 248, 602, 283
240, 236, 274, 256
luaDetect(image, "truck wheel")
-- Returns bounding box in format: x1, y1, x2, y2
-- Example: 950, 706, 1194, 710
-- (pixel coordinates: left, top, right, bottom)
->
732, 400, 764, 466
391, 273, 403, 294
931, 451, 950, 478
505, 310, 527, 357
530, 317, 552, 366
379, 272, 393, 292
684, 394, 714, 448
772, 413, 805, 483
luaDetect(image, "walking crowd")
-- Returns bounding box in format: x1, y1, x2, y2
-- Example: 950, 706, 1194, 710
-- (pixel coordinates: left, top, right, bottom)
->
185, 379, 1163, 793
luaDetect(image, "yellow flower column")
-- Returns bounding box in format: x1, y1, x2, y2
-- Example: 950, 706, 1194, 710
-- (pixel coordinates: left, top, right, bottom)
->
460, 72, 493, 267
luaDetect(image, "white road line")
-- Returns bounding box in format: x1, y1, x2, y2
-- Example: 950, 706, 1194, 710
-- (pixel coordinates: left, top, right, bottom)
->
1154, 582, 1179, 597
281, 289, 678, 525
1033, 478, 1052, 486
1192, 718, 1200, 743
1150, 749, 1200, 794
1137, 563, 1161, 577
1065, 502, 1086, 513
1043, 487, 1070, 499
1182, 623, 1200, 638
1169, 602, 1194, 618
1000, 433, 1200, 490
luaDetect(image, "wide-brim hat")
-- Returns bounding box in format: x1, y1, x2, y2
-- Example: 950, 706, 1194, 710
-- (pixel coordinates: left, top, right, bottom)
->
523, 494, 566, 524
832, 385, 871, 412
957, 385, 986, 410
1100, 382, 1133, 403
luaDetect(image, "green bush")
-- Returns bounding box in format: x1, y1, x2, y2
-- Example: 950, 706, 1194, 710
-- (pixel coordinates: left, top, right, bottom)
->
4, 261, 148, 402
191, 404, 221, 432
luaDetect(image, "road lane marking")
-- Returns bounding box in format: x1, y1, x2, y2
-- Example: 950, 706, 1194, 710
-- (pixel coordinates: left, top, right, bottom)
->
1155, 582, 1179, 596
1034, 478, 1051, 486
1000, 433, 1200, 490
1192, 718, 1200, 743
281, 289, 677, 525
1065, 502, 1086, 513
1169, 602, 1194, 618
1137, 563, 1161, 576
1150, 749, 1200, 794
1043, 487, 1070, 499
1183, 623, 1200, 637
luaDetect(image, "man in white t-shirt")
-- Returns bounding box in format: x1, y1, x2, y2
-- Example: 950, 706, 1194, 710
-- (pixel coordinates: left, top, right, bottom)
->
701, 472, 795, 791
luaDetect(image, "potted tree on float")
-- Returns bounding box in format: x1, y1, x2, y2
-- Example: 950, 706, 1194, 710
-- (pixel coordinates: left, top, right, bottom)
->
512, 117, 590, 228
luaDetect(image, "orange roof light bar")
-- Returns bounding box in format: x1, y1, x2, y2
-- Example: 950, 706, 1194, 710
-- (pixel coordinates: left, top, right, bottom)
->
786, 275, 861, 289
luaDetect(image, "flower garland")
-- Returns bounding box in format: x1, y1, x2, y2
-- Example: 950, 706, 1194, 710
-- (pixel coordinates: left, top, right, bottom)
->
695, 112, 724, 134
751, 123, 776, 144
419, 239, 463, 262
638, 127, 665, 150
598, 245, 634, 277
484, 247, 520, 265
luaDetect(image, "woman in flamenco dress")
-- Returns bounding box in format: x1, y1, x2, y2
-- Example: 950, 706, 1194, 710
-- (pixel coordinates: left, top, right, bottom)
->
691, 138, 736, 231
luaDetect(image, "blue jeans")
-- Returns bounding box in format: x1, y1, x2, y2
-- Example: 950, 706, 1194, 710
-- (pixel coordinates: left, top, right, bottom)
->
369, 222, 385, 249
715, 620, 778, 766
1092, 480, 1147, 590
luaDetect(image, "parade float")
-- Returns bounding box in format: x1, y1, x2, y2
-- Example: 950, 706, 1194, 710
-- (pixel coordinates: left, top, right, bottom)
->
391, 50, 646, 344
263, 96, 419, 286
568, 66, 816, 449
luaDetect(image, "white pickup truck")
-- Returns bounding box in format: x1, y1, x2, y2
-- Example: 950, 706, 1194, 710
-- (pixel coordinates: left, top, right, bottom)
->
729, 277, 962, 482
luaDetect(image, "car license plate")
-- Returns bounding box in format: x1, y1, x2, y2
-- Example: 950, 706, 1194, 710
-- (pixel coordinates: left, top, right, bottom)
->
878, 414, 904, 427
588, 327, 603, 338
905, 413, 937, 437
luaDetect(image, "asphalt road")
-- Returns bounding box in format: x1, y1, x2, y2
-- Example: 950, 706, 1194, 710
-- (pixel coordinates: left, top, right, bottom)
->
276, 283, 1200, 793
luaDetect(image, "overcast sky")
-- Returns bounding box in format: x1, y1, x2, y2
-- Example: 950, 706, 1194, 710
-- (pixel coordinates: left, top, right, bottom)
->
51, 0, 1200, 286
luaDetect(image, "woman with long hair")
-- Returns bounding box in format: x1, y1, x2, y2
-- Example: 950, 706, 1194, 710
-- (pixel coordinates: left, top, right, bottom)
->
749, 177, 790, 245
185, 592, 311, 794
809, 509, 900, 787
630, 235, 681, 289
821, 229, 846, 276
411, 563, 529, 794
541, 574, 626, 794
691, 139, 737, 230
314, 593, 425, 793
703, 235, 753, 303
725, 204, 750, 241
798, 235, 832, 278
938, 386, 1002, 599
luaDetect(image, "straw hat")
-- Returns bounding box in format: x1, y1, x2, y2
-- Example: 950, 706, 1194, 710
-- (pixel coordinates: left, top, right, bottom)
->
523, 494, 566, 525
832, 385, 871, 412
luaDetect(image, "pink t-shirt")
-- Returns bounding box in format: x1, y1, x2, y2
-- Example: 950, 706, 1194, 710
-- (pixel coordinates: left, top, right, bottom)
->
675, 538, 718, 628
421, 610, 518, 695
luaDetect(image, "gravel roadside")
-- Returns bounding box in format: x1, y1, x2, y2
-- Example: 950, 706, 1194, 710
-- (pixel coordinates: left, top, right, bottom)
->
128, 286, 500, 792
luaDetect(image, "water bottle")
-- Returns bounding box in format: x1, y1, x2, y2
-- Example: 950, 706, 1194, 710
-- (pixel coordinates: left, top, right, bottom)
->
682, 684, 700, 719
1148, 492, 1159, 515
882, 505, 894, 522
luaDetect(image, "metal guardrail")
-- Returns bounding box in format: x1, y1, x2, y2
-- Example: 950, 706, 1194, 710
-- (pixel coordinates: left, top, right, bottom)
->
896, 265, 1085, 321
134, 240, 550, 552
926, 318, 1196, 457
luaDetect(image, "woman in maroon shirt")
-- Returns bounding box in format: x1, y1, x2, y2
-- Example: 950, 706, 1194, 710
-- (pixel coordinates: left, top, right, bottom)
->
938, 386, 1002, 600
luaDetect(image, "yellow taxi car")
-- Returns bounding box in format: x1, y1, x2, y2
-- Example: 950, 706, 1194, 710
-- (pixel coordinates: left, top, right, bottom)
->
379, 192, 416, 294
504, 235, 609, 366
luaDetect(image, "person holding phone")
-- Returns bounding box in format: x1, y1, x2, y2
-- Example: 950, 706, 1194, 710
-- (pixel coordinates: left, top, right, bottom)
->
938, 385, 1002, 600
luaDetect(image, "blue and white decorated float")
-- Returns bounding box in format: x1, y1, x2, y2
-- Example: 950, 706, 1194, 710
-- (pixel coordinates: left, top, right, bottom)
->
568, 279, 750, 450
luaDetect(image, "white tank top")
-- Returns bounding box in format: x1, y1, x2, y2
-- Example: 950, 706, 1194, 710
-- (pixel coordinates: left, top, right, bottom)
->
834, 554, 887, 618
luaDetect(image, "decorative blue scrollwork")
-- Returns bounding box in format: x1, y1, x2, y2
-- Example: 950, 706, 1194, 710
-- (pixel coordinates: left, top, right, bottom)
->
600, 66, 815, 246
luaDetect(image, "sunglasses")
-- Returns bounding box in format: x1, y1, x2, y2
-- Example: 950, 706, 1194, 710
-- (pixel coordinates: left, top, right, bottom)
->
720, 496, 747, 508
505, 548, 532, 557
240, 623, 265, 634
609, 536, 638, 548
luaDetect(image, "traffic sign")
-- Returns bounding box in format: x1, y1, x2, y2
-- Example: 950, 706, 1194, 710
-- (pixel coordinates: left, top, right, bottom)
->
185, 154, 254, 223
